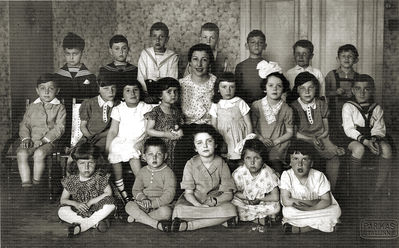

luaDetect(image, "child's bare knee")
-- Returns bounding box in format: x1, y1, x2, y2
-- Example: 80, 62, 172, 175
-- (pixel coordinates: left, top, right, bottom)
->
380, 142, 392, 159
349, 142, 365, 158
17, 149, 29, 160
157, 206, 172, 219
33, 149, 47, 160
125, 201, 140, 215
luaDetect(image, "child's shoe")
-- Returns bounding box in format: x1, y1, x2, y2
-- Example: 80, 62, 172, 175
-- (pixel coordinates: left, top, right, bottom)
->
67, 223, 81, 237
97, 218, 110, 232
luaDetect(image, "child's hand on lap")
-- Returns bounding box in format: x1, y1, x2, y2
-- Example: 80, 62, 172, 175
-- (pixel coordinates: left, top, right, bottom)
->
364, 139, 380, 155
313, 137, 324, 150
261, 137, 274, 147
75, 202, 89, 213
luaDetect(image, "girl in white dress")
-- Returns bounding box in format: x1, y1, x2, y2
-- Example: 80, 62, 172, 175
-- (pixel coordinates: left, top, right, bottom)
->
106, 80, 153, 203
280, 141, 341, 233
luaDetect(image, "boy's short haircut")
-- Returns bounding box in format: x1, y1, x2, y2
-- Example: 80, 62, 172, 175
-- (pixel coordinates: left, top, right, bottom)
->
338, 44, 359, 59
144, 137, 167, 154
150, 22, 169, 37
97, 71, 118, 88
261, 72, 290, 93
293, 39, 314, 54
153, 77, 180, 97
247, 30, 266, 43
353, 74, 375, 88
188, 43, 215, 65
109, 35, 129, 48
200, 22, 219, 36
63, 32, 85, 51
37, 73, 58, 87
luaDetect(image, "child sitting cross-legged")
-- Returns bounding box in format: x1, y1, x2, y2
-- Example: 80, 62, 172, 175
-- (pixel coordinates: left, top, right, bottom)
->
125, 137, 176, 232
232, 138, 280, 226
280, 142, 341, 233
58, 143, 116, 237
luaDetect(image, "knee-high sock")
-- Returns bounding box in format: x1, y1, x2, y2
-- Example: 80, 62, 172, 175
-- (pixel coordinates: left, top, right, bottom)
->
115, 179, 125, 192
349, 156, 362, 193
376, 157, 391, 191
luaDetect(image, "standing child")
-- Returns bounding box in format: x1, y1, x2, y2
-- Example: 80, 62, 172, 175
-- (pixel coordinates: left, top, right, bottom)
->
17, 73, 66, 187
280, 143, 341, 233
251, 61, 293, 174
138, 22, 179, 92
106, 80, 153, 203
232, 139, 280, 226
55, 32, 97, 148
235, 30, 267, 103
99, 35, 138, 99
125, 137, 176, 232
172, 124, 237, 232
325, 44, 359, 145
210, 72, 252, 170
145, 77, 184, 169
58, 143, 115, 237
285, 40, 325, 96
342, 74, 392, 198
290, 72, 345, 190
183, 23, 230, 78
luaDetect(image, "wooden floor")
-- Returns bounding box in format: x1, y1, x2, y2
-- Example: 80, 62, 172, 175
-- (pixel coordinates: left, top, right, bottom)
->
1, 167, 399, 248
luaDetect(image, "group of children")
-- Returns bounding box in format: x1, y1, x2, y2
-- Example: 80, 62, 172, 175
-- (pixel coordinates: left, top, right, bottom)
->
15, 21, 392, 237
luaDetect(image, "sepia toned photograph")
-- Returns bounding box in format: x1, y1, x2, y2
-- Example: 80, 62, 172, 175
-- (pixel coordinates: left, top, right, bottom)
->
0, 0, 398, 247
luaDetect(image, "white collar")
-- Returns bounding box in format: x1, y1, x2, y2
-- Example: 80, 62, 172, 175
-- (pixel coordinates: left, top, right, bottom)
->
297, 98, 316, 111
98, 95, 114, 108
218, 97, 240, 108
294, 65, 313, 71
33, 97, 61, 105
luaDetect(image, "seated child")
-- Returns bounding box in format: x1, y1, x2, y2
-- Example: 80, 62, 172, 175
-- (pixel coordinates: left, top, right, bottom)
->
235, 30, 267, 103
325, 44, 359, 145
342, 74, 392, 197
232, 138, 280, 226
183, 23, 230, 78
145, 77, 184, 169
125, 137, 176, 232
99, 35, 138, 99
106, 80, 153, 203
137, 22, 179, 92
58, 143, 115, 237
280, 142, 341, 233
55, 32, 97, 148
290, 72, 345, 190
285, 40, 325, 96
172, 124, 237, 232
210, 72, 252, 171
251, 61, 293, 174
77, 70, 117, 153
17, 73, 66, 187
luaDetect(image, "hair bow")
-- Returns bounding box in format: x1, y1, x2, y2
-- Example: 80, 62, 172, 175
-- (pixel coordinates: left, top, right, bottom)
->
256, 60, 282, 79
234, 133, 257, 155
